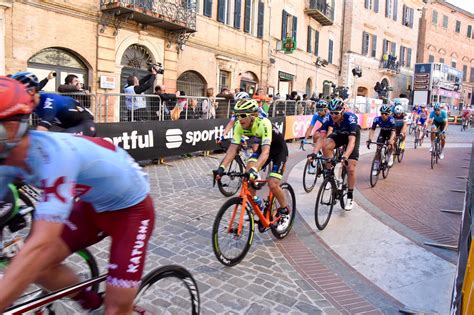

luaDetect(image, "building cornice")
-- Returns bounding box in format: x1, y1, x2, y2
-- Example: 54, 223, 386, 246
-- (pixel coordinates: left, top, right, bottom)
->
0, 0, 12, 8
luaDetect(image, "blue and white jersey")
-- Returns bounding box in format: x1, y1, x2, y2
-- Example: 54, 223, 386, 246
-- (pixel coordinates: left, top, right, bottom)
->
371, 116, 396, 131
320, 112, 359, 135
310, 113, 329, 127
0, 131, 149, 222
36, 93, 93, 129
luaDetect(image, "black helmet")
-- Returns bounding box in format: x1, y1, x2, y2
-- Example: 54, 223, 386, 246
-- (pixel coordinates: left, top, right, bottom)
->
316, 100, 328, 110
328, 98, 344, 111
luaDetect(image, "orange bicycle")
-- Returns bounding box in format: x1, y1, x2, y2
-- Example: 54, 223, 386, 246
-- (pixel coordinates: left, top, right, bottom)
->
211, 172, 296, 266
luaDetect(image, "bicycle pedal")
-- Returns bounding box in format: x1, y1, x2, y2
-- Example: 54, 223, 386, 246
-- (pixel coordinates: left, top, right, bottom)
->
257, 221, 268, 233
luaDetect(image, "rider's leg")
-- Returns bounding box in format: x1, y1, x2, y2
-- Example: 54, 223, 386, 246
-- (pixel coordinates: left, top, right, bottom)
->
246, 159, 258, 196
322, 138, 336, 169
347, 159, 357, 190
268, 177, 287, 209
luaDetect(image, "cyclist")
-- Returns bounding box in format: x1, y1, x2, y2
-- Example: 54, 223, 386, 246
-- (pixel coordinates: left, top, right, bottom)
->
0, 77, 154, 314
392, 104, 408, 150
214, 99, 290, 229
391, 99, 402, 114
416, 103, 429, 142
303, 99, 329, 144
461, 105, 471, 128
11, 71, 96, 136
319, 98, 360, 210
426, 102, 448, 159
367, 104, 396, 167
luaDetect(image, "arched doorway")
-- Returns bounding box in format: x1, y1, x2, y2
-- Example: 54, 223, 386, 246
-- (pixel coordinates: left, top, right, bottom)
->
120, 44, 155, 93
357, 86, 368, 97
305, 78, 313, 96
177, 71, 207, 96
240, 71, 259, 95
27, 47, 89, 92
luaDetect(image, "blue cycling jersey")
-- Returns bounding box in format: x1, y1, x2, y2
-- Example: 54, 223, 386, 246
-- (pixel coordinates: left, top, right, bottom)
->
0, 131, 149, 222
310, 113, 329, 127
320, 112, 359, 135
429, 110, 448, 123
393, 113, 406, 128
36, 93, 93, 129
371, 116, 396, 131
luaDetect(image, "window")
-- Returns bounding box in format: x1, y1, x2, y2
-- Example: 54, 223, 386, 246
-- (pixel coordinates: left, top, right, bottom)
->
314, 30, 319, 56
406, 48, 412, 67
393, 0, 398, 21
244, 0, 251, 33
371, 34, 377, 57
399, 46, 411, 67
470, 67, 474, 83
463, 65, 467, 81
257, 0, 264, 38
442, 15, 448, 28
328, 39, 334, 64
385, 0, 392, 17
468, 25, 472, 38
452, 61, 456, 68
217, 0, 233, 25
365, 0, 379, 12
432, 10, 438, 25
400, 45, 405, 66
362, 32, 370, 55
307, 27, 312, 53
365, 0, 372, 10
362, 32, 377, 57
234, 0, 241, 29
203, 0, 212, 17
281, 10, 297, 41
455, 20, 461, 33
219, 70, 231, 92
402, 5, 414, 28
428, 55, 434, 62
440, 57, 445, 64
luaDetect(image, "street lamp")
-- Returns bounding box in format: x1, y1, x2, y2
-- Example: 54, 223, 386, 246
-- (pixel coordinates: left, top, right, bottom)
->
315, 57, 328, 97
351, 66, 362, 111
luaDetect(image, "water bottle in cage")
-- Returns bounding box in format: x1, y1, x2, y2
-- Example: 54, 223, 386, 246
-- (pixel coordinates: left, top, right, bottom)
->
253, 196, 264, 210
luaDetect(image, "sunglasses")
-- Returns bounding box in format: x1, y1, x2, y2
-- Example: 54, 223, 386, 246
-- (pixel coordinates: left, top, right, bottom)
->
330, 111, 342, 116
236, 113, 251, 120
381, 112, 390, 115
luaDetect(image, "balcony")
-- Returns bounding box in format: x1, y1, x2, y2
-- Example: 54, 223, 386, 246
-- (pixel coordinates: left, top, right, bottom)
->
379, 56, 400, 75
304, 0, 334, 26
100, 0, 197, 33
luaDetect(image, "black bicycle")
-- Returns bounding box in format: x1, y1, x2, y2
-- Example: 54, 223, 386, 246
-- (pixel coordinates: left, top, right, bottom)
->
313, 156, 348, 230
216, 140, 251, 197
300, 140, 324, 193
393, 134, 405, 163
430, 130, 444, 169
367, 140, 391, 187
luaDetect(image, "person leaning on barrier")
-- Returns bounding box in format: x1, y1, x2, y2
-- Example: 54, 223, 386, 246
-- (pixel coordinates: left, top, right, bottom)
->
58, 74, 91, 108
153, 85, 178, 120
123, 66, 158, 121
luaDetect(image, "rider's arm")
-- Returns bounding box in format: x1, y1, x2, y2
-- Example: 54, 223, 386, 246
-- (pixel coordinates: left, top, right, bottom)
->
368, 118, 378, 141
0, 220, 65, 310
254, 145, 270, 171
220, 143, 239, 168
223, 118, 235, 137
312, 130, 327, 153
305, 115, 317, 139
134, 73, 157, 94
344, 134, 356, 159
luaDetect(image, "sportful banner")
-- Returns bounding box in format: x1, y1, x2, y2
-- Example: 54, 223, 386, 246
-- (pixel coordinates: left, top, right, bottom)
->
96, 117, 285, 160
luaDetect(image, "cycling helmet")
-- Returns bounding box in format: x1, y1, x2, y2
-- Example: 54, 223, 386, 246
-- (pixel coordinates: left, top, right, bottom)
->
380, 104, 391, 114
316, 99, 328, 110
235, 91, 250, 100
393, 105, 404, 115
234, 98, 258, 113
393, 99, 402, 106
328, 98, 344, 111
433, 102, 441, 110
420, 104, 426, 108
10, 72, 39, 91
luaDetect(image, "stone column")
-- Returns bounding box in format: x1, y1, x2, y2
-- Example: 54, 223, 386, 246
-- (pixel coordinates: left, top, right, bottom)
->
0, 0, 12, 75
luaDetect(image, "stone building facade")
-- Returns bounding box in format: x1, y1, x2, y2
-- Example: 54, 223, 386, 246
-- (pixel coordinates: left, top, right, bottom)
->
340, 0, 424, 102
417, 0, 474, 106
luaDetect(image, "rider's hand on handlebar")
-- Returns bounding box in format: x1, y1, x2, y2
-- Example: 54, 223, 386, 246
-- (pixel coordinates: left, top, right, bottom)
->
216, 135, 225, 144
214, 165, 225, 180
341, 155, 349, 166
246, 167, 258, 181
366, 140, 371, 150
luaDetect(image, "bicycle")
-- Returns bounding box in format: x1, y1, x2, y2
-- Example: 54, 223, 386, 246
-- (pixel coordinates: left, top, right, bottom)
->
367, 140, 391, 188
300, 140, 324, 193
461, 117, 470, 131
211, 172, 296, 266
2, 184, 201, 314
313, 156, 348, 230
408, 117, 417, 135
393, 134, 405, 163
430, 130, 444, 169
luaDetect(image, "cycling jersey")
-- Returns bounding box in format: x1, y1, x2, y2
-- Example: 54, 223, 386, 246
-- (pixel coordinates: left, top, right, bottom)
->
310, 112, 329, 127
36, 93, 94, 130
393, 113, 406, 129
371, 116, 396, 131
0, 131, 149, 222
429, 110, 448, 123
320, 112, 359, 135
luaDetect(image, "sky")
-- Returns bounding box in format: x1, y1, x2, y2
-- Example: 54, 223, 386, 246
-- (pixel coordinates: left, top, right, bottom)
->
446, 0, 474, 14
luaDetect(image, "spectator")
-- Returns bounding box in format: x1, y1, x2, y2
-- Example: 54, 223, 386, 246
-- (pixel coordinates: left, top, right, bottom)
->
202, 88, 217, 119
58, 74, 91, 108
37, 71, 56, 91
215, 87, 234, 118
187, 98, 201, 120
252, 87, 272, 116
123, 67, 157, 121
154, 85, 178, 120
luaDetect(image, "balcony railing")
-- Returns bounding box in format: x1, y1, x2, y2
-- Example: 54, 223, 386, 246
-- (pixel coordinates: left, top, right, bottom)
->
305, 0, 334, 26
380, 56, 400, 74
100, 0, 197, 33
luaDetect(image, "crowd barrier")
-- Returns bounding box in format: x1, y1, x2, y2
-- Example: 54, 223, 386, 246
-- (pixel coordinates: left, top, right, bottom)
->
451, 144, 474, 314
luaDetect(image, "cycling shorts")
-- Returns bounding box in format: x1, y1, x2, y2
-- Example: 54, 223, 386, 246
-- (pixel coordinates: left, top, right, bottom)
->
61, 195, 155, 288
432, 120, 446, 132
395, 126, 403, 135
377, 130, 392, 144
327, 128, 360, 160
418, 117, 427, 125
249, 147, 288, 180
64, 119, 97, 137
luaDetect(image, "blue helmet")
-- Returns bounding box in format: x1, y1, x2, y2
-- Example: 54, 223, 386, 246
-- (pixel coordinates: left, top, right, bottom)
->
394, 99, 402, 106
316, 99, 328, 110
328, 98, 344, 111
380, 104, 391, 114
10, 72, 39, 90
433, 102, 441, 110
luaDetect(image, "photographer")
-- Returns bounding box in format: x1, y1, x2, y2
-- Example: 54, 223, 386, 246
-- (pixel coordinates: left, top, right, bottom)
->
123, 63, 162, 121
58, 74, 91, 108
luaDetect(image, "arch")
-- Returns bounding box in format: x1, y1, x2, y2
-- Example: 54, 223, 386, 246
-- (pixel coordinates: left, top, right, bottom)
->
427, 44, 436, 52
462, 56, 470, 62
357, 86, 368, 97
305, 78, 313, 96
450, 52, 458, 59
177, 70, 207, 96
27, 47, 90, 91
240, 71, 259, 95
438, 48, 447, 55
119, 44, 157, 96
115, 34, 163, 67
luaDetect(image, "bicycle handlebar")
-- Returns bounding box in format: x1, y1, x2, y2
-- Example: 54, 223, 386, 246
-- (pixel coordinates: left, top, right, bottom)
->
299, 139, 314, 151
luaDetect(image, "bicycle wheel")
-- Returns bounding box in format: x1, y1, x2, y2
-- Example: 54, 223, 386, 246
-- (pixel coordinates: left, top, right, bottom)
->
413, 128, 418, 149
369, 154, 380, 187
217, 157, 244, 197
409, 123, 414, 135
382, 150, 390, 179
212, 197, 254, 266
314, 178, 335, 230
303, 159, 318, 193
338, 167, 349, 210
133, 265, 200, 315
397, 139, 405, 163
435, 140, 439, 164
270, 183, 296, 239
431, 149, 435, 169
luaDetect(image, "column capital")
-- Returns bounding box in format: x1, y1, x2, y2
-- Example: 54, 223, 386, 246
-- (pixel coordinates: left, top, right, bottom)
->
0, 0, 12, 8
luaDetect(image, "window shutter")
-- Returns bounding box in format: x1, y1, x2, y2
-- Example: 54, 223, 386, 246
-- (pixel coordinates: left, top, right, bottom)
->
391, 42, 396, 56
217, 0, 225, 22
374, 0, 379, 13
292, 16, 298, 40
204, 0, 213, 17
407, 48, 412, 67
315, 30, 319, 56
383, 39, 388, 54
244, 0, 251, 33
281, 10, 288, 40
399, 46, 405, 66
371, 34, 377, 57
410, 8, 414, 28
257, 0, 264, 38
307, 26, 312, 53
393, 0, 398, 21
463, 65, 467, 81
365, 0, 370, 9
385, 0, 390, 17
328, 39, 333, 64
470, 67, 474, 83
362, 32, 369, 55
234, 0, 241, 29
402, 4, 406, 26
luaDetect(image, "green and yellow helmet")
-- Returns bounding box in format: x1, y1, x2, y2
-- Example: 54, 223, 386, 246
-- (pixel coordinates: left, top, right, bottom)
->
234, 99, 258, 113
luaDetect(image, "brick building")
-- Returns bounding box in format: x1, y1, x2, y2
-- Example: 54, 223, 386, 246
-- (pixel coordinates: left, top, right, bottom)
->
340, 0, 424, 103
417, 0, 474, 106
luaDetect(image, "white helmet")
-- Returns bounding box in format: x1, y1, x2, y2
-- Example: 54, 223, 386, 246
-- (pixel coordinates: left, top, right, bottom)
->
394, 105, 404, 115
235, 91, 250, 100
